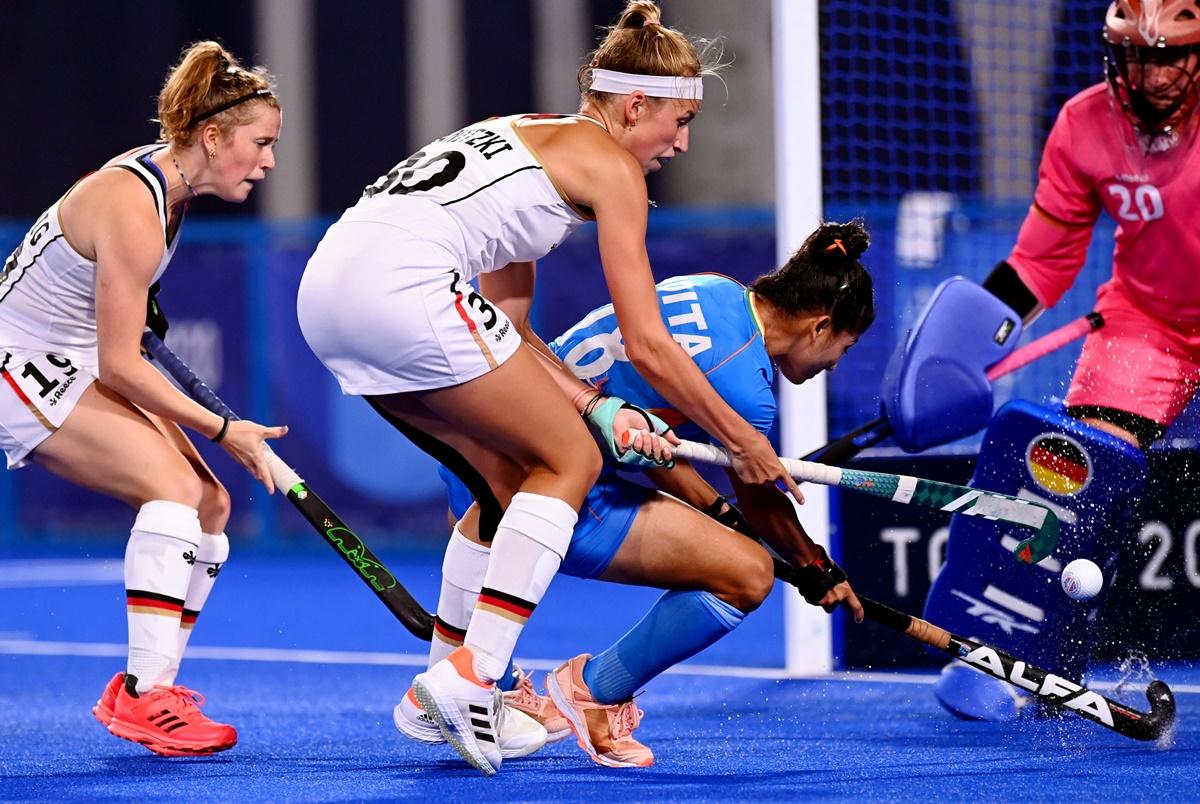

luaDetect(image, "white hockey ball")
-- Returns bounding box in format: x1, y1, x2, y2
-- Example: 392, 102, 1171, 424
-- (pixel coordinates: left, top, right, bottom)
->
1061, 558, 1103, 601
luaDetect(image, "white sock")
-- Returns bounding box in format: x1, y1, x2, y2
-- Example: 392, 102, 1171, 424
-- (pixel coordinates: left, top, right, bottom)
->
465, 492, 576, 682
430, 525, 490, 668
124, 500, 201, 693
163, 531, 229, 685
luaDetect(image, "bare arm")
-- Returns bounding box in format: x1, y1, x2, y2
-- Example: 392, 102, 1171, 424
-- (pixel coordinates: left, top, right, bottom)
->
644, 460, 720, 510
89, 180, 229, 436
726, 470, 821, 567
729, 469, 863, 621
80, 174, 286, 489
588, 153, 799, 494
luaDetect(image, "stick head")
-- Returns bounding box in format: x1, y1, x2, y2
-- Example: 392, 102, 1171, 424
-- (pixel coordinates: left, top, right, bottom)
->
1012, 507, 1061, 564
1143, 680, 1177, 741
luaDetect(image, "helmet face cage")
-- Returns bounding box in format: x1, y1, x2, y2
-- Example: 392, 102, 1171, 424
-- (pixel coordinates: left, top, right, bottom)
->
1104, 0, 1200, 137
1105, 38, 1200, 134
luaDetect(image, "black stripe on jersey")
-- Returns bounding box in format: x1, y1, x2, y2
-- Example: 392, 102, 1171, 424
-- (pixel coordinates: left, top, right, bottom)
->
115, 165, 163, 219
134, 151, 184, 248
136, 152, 169, 191
440, 165, 543, 207
0, 233, 64, 306
135, 153, 170, 215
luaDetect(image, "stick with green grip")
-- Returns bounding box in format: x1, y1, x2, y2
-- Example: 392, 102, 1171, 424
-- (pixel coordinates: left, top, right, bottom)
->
142, 331, 436, 641
668, 436, 1060, 564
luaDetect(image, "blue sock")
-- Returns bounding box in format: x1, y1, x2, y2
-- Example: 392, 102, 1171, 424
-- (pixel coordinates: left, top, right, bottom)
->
581, 590, 745, 704
496, 658, 517, 692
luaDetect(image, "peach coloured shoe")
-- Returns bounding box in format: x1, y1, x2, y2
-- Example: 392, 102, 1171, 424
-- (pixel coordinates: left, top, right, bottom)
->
92, 671, 124, 727
546, 654, 653, 768
107, 675, 237, 757
503, 666, 572, 743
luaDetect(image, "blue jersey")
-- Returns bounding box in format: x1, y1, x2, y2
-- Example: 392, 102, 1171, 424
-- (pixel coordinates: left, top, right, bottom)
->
550, 274, 776, 444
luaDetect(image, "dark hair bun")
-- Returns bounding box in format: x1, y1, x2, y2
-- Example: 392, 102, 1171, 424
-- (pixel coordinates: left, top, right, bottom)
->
816, 220, 870, 262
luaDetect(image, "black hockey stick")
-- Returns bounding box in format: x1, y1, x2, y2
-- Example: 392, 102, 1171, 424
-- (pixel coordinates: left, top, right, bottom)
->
771, 560, 1174, 742
142, 331, 435, 641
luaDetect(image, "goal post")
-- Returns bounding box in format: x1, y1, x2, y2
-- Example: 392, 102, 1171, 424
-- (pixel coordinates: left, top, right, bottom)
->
772, 0, 833, 676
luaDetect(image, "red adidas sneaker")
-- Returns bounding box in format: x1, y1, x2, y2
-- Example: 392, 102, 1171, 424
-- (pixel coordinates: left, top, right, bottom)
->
92, 671, 124, 727
107, 676, 237, 757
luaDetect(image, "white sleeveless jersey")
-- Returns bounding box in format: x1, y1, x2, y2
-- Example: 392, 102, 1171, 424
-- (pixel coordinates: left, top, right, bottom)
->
0, 145, 180, 370
340, 114, 598, 281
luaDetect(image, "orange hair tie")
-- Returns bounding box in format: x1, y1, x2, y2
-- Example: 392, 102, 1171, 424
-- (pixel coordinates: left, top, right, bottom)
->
825, 239, 847, 255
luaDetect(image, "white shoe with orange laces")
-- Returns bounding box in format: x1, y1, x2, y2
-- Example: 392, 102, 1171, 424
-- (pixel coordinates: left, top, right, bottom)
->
546, 654, 654, 768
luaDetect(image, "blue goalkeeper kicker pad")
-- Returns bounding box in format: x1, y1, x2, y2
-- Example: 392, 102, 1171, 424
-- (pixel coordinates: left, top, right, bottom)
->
923, 400, 1146, 720
880, 277, 1022, 452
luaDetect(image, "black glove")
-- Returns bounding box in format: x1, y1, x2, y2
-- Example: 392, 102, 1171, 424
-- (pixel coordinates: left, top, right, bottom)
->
145, 281, 169, 340
702, 494, 756, 538
777, 546, 848, 606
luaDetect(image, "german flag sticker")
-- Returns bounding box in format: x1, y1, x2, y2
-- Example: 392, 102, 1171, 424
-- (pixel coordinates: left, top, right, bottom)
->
1026, 434, 1091, 496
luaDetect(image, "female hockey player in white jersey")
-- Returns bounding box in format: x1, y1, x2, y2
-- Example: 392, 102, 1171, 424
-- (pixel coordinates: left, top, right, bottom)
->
0, 42, 285, 757
297, 0, 802, 777
406, 221, 874, 769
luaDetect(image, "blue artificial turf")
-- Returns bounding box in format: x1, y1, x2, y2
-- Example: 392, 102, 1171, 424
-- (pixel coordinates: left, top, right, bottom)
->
1, 551, 1194, 801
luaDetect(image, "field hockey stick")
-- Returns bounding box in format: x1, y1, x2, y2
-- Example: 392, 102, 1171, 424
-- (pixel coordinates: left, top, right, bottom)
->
805, 312, 1105, 465
141, 332, 436, 641
857, 593, 1174, 742
667, 436, 1059, 564
767, 560, 1173, 740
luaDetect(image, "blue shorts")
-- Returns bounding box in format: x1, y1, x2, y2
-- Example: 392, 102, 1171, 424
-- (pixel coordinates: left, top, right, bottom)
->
438, 465, 650, 579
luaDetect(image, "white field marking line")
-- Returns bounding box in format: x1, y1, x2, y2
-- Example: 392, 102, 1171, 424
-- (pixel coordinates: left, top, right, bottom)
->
0, 638, 941, 684
5, 638, 1197, 693
0, 559, 123, 588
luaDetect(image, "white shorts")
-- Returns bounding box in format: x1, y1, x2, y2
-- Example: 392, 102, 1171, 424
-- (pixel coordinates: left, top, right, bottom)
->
0, 348, 96, 469
297, 220, 522, 395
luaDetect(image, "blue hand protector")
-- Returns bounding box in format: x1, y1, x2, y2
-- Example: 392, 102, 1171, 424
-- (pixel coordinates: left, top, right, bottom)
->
583, 395, 675, 468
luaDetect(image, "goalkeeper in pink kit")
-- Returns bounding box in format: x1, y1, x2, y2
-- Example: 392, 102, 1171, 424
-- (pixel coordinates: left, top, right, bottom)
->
986, 0, 1200, 448
928, 0, 1200, 719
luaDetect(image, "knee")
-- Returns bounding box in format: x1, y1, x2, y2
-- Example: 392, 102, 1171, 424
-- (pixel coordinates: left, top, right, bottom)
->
542, 434, 602, 491
198, 481, 232, 534
145, 462, 205, 511
579, 443, 603, 487
718, 546, 775, 614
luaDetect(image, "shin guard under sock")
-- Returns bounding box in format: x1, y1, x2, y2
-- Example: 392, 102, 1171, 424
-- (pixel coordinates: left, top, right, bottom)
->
124, 501, 201, 693
164, 531, 229, 685
430, 525, 489, 668
465, 492, 576, 682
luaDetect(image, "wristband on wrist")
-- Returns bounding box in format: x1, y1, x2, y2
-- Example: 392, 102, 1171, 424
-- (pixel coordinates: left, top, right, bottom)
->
211, 416, 230, 443
701, 495, 755, 537
580, 393, 606, 419
572, 386, 598, 413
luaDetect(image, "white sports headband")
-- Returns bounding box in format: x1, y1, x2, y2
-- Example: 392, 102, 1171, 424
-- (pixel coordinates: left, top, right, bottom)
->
589, 68, 704, 101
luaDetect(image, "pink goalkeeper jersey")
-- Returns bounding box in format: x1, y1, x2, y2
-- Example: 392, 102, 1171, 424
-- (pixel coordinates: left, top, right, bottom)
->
1009, 83, 1200, 324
